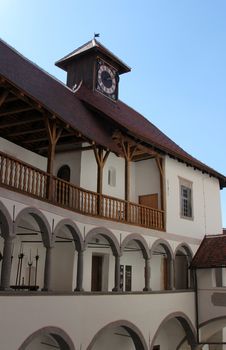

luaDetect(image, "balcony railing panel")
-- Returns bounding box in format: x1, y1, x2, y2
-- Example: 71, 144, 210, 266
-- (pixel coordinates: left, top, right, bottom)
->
0, 151, 165, 230
0, 152, 48, 199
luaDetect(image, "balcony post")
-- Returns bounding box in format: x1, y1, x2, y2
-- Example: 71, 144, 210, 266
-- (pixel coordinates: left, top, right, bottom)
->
0, 236, 14, 290
156, 157, 165, 230
45, 117, 62, 201
125, 155, 130, 222
112, 254, 121, 292
74, 250, 84, 292
93, 147, 110, 216
42, 246, 53, 291
143, 258, 151, 291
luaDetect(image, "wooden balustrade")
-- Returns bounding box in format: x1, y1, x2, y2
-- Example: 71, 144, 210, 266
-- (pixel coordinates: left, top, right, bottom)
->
0, 151, 165, 230
0, 151, 48, 199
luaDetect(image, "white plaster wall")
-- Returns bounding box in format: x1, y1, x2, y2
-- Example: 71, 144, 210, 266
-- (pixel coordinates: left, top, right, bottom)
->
154, 318, 188, 350
92, 327, 135, 350
120, 250, 145, 291
165, 156, 222, 239
151, 255, 164, 291
54, 151, 82, 186
135, 159, 160, 205
196, 269, 216, 289
80, 148, 97, 192
0, 137, 47, 171
51, 243, 77, 291
103, 153, 125, 200
0, 292, 196, 350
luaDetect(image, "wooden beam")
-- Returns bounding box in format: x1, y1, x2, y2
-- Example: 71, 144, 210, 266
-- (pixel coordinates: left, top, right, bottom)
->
0, 91, 9, 108
0, 106, 34, 117
7, 128, 46, 137
0, 116, 43, 129
22, 131, 79, 144
155, 157, 166, 229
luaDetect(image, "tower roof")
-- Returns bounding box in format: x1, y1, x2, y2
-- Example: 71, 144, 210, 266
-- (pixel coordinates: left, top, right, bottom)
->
55, 39, 131, 74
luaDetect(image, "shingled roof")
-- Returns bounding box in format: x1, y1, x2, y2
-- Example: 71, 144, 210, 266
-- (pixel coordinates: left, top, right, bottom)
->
75, 84, 226, 188
0, 38, 226, 187
191, 234, 226, 269
55, 39, 131, 74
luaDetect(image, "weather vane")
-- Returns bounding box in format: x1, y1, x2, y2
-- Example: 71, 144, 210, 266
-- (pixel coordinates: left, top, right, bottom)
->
94, 33, 100, 39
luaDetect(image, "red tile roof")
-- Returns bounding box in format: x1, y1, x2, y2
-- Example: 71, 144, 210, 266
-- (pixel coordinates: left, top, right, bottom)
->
191, 234, 226, 268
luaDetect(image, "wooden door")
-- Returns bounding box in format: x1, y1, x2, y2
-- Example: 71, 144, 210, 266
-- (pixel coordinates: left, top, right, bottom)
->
139, 193, 158, 209
91, 255, 103, 291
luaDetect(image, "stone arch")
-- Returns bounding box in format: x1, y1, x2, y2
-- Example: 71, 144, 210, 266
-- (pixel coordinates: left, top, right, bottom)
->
150, 239, 174, 290
18, 326, 75, 350
174, 242, 193, 260
199, 316, 226, 343
85, 227, 120, 256
54, 219, 84, 251
121, 233, 150, 259
15, 207, 52, 248
150, 239, 173, 260
174, 242, 194, 289
150, 312, 197, 350
87, 319, 148, 350
52, 219, 84, 291
0, 201, 13, 239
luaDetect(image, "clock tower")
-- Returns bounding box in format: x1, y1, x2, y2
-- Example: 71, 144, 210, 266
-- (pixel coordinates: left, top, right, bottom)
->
55, 39, 130, 101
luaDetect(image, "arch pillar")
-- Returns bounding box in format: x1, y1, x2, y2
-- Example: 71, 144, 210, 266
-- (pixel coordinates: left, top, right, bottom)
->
143, 257, 151, 291
74, 249, 84, 292
0, 236, 14, 290
43, 246, 53, 291
169, 258, 175, 290
112, 254, 121, 292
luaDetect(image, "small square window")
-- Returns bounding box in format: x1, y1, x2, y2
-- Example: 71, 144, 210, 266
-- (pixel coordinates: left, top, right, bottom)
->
108, 167, 116, 187
179, 179, 193, 219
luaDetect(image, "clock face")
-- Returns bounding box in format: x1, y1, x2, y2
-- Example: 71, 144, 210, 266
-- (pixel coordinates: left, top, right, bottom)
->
96, 62, 118, 99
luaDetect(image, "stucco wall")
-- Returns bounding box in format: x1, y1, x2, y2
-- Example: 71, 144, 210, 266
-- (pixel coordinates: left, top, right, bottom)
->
165, 156, 222, 239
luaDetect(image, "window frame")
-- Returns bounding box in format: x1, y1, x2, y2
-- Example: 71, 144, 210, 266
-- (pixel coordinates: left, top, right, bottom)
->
179, 178, 193, 220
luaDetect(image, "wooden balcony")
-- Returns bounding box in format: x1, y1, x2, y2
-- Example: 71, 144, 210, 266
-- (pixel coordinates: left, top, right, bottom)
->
0, 151, 165, 230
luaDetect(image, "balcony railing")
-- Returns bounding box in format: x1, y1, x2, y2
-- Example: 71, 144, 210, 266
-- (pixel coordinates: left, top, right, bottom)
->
0, 151, 164, 230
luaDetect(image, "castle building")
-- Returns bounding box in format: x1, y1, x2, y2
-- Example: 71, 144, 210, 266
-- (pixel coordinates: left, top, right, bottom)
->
0, 38, 225, 350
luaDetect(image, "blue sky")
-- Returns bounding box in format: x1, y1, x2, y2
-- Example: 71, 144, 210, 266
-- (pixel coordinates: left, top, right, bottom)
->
1, 0, 226, 227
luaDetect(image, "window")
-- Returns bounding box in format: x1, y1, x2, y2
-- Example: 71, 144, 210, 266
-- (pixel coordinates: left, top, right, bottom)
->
180, 179, 193, 219
108, 166, 116, 187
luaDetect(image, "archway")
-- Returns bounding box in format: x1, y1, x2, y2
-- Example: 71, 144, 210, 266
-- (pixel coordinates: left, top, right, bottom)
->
84, 227, 120, 292
151, 313, 197, 350
121, 234, 150, 292
199, 317, 226, 346
150, 239, 174, 291
0, 202, 13, 290
52, 219, 83, 291
18, 326, 75, 350
12, 207, 51, 291
87, 320, 148, 350
175, 243, 193, 290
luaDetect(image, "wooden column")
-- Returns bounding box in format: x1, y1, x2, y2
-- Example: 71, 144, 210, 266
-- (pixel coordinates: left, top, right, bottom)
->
93, 147, 110, 215
121, 142, 136, 222
45, 117, 62, 201
156, 157, 166, 230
